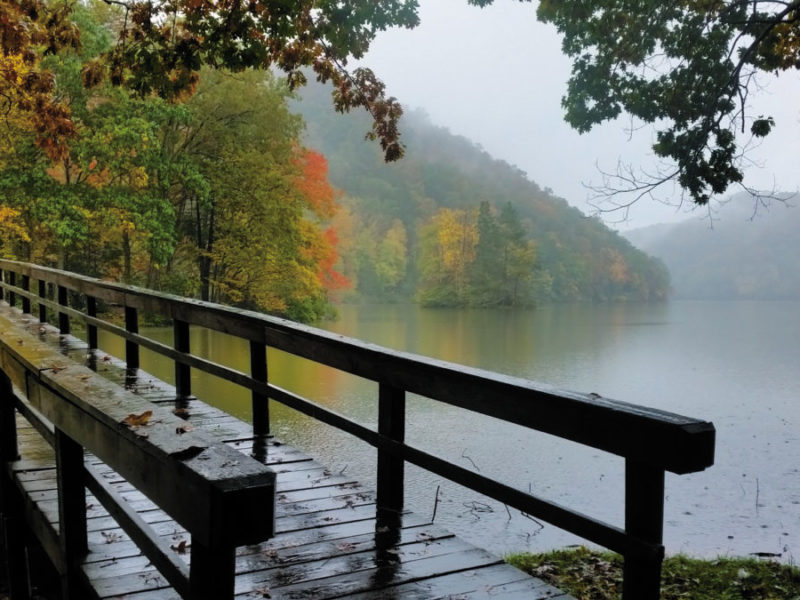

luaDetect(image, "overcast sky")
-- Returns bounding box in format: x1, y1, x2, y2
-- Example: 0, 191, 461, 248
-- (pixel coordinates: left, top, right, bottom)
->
362, 0, 800, 229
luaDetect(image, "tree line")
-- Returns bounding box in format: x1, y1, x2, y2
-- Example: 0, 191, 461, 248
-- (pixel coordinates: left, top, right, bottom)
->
0, 4, 346, 323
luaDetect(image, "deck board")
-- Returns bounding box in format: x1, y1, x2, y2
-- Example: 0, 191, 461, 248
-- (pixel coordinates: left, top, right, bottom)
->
2, 307, 568, 599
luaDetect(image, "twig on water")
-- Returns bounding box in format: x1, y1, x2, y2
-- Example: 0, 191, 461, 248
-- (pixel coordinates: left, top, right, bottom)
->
520, 511, 545, 533
431, 485, 441, 523
461, 449, 480, 472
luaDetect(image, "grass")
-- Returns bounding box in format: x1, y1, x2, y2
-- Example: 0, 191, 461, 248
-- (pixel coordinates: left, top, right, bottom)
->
506, 547, 800, 600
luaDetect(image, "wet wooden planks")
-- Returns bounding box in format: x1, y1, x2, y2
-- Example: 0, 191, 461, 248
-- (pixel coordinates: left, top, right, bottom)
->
4, 309, 570, 599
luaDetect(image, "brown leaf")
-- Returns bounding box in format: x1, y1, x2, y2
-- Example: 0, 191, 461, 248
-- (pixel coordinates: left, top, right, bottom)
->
170, 540, 189, 554
122, 410, 152, 427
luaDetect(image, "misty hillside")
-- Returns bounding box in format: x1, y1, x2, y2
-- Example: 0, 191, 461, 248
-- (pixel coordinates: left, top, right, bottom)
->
625, 195, 800, 300
293, 82, 669, 304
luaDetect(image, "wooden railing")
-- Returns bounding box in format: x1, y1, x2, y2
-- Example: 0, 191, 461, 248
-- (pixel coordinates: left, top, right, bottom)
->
0, 260, 715, 600
0, 264, 276, 599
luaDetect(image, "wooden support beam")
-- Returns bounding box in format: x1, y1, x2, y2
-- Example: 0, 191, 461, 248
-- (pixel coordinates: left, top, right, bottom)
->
250, 341, 268, 436
622, 459, 665, 600
57, 285, 69, 335
377, 384, 405, 516
38, 280, 47, 324
55, 428, 88, 600
125, 306, 139, 371
86, 296, 98, 350
8, 272, 16, 308
174, 319, 191, 400
21, 275, 30, 314
189, 540, 236, 599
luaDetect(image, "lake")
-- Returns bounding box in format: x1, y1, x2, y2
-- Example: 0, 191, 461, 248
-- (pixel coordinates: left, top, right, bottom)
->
126, 301, 799, 561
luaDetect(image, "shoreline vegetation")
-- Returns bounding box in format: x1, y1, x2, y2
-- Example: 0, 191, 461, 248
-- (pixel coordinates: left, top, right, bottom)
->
506, 547, 800, 599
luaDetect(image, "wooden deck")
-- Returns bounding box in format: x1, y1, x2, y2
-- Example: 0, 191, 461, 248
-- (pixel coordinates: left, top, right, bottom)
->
5, 306, 569, 599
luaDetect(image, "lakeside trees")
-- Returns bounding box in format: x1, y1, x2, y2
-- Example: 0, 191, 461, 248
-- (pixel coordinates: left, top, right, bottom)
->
0, 4, 346, 322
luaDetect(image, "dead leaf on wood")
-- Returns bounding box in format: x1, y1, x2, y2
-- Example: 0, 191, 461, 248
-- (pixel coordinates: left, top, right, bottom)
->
122, 410, 152, 427
78, 374, 92, 381
101, 531, 122, 544
175, 423, 193, 435
170, 540, 189, 554
48, 365, 67, 374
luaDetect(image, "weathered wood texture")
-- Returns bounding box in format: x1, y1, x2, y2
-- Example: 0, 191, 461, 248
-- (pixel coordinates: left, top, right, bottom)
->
0, 260, 718, 600
0, 307, 276, 599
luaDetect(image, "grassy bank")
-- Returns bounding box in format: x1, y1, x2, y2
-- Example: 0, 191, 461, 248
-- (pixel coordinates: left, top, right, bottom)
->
506, 547, 800, 599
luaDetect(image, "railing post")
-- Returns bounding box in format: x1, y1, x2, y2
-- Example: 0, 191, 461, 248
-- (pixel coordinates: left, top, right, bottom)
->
190, 541, 235, 599
174, 319, 191, 399
250, 341, 268, 436
86, 296, 98, 350
55, 428, 88, 600
0, 371, 30, 599
0, 372, 19, 463
8, 272, 16, 308
377, 383, 405, 517
622, 459, 665, 600
21, 275, 30, 314
125, 306, 139, 371
38, 280, 48, 324
57, 285, 70, 334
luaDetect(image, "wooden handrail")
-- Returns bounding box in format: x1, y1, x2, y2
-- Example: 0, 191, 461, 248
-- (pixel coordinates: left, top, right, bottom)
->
0, 260, 716, 600
0, 309, 276, 599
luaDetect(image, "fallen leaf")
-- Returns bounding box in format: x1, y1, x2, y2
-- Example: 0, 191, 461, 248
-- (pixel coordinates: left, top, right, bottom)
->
122, 410, 152, 427
170, 540, 189, 554
175, 424, 193, 434
101, 531, 122, 544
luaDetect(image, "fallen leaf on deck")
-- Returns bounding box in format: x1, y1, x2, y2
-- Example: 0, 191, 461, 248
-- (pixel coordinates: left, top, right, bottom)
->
101, 531, 122, 544
175, 424, 193, 434
170, 540, 189, 554
122, 410, 152, 427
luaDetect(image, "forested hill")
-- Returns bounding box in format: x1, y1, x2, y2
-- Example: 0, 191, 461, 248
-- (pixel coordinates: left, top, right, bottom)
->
293, 82, 669, 305
624, 195, 800, 300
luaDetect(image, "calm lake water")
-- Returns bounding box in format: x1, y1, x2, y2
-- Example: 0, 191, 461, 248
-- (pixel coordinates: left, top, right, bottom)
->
125, 301, 799, 561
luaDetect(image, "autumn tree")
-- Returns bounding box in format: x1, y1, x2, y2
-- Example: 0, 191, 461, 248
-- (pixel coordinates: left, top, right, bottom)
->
165, 68, 346, 321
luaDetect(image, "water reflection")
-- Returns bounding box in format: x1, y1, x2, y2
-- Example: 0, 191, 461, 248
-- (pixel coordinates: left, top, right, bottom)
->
97, 301, 798, 561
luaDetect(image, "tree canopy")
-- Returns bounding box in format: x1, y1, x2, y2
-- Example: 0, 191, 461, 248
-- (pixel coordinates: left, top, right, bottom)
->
535, 0, 800, 205
2, 0, 420, 162
6, 0, 795, 208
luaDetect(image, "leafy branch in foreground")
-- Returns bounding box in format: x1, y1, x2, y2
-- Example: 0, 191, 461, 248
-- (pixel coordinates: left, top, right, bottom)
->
535, 0, 800, 206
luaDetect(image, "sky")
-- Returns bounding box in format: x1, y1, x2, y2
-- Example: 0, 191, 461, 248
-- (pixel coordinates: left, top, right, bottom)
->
361, 0, 800, 229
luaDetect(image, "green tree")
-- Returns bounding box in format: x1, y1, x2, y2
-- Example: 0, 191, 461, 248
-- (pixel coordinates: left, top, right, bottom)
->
375, 219, 409, 293
534, 0, 798, 204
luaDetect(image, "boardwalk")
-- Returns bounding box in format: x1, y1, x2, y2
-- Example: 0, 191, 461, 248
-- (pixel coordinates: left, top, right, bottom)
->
0, 260, 715, 600
3, 303, 568, 599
